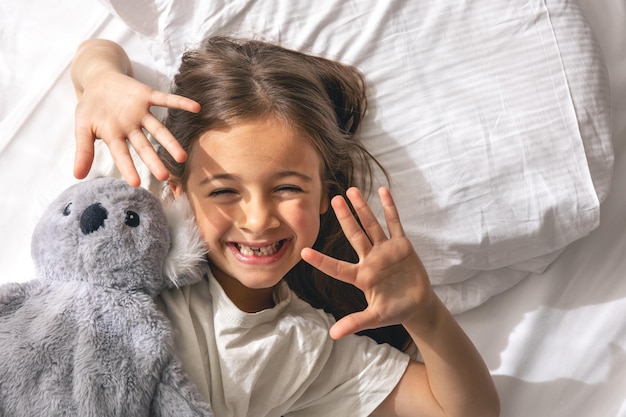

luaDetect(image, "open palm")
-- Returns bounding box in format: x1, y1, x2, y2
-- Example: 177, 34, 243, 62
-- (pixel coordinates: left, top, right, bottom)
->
301, 187, 434, 339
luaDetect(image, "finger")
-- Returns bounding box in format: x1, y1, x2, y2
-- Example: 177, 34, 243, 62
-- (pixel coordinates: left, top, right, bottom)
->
329, 310, 380, 339
73, 124, 95, 180
346, 187, 388, 245
141, 114, 187, 163
378, 187, 406, 238
331, 194, 374, 256
150, 90, 200, 113
301, 247, 357, 285
127, 129, 170, 182
106, 138, 142, 187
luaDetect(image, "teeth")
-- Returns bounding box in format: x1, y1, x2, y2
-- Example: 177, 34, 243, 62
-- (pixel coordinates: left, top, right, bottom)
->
236, 241, 282, 256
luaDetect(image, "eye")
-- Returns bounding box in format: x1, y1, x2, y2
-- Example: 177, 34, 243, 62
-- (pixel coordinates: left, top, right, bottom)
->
63, 203, 72, 216
209, 189, 237, 197
125, 211, 140, 227
276, 185, 304, 194
208, 189, 241, 202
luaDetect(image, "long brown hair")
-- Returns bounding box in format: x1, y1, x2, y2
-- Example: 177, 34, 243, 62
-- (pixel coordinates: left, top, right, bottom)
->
159, 36, 410, 350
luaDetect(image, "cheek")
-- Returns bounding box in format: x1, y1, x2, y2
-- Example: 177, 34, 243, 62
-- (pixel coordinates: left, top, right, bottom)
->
195, 216, 221, 250
284, 200, 322, 238
292, 210, 320, 230
187, 198, 230, 247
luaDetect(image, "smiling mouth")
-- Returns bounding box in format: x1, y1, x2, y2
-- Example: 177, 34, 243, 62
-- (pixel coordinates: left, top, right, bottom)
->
234, 240, 286, 257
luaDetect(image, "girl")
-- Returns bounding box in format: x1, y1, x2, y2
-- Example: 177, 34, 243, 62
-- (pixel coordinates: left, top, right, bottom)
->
71, 37, 499, 417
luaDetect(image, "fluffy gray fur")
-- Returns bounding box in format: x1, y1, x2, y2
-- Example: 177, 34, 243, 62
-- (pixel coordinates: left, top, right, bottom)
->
0, 177, 213, 417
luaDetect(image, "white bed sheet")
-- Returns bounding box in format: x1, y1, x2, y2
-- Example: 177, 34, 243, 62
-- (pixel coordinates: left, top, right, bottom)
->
456, 0, 626, 415
0, 0, 624, 416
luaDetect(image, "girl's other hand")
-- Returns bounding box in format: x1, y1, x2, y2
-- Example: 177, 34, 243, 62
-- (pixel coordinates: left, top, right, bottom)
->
301, 186, 434, 339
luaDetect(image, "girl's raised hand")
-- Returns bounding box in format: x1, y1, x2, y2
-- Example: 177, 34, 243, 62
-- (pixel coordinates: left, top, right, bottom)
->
74, 71, 200, 187
301, 187, 434, 340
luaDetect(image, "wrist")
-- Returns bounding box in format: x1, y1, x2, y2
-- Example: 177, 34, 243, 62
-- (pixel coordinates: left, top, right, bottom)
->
403, 293, 446, 337
71, 39, 131, 94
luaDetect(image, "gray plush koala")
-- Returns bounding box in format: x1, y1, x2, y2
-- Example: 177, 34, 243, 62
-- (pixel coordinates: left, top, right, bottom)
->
0, 177, 213, 417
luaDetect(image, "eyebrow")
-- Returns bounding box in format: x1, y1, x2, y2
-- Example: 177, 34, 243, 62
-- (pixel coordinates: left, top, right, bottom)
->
199, 173, 239, 186
275, 170, 314, 182
198, 170, 313, 186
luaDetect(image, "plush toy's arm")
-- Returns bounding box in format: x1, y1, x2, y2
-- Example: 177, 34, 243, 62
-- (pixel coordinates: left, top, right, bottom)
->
151, 359, 214, 417
0, 281, 39, 317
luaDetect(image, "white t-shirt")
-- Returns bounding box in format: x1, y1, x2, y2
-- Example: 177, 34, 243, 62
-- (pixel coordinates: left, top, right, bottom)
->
158, 270, 411, 417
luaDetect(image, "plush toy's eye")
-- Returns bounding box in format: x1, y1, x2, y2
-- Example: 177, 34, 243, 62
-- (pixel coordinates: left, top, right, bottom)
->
63, 203, 72, 216
125, 211, 140, 227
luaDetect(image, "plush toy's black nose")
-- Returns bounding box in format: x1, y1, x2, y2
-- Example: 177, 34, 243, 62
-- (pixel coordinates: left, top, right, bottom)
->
80, 203, 108, 235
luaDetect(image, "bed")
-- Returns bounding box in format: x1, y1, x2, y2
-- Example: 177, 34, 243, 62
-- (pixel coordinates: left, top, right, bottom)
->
1, 0, 624, 415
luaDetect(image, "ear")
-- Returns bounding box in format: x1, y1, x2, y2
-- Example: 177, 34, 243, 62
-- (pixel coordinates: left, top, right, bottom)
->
169, 178, 184, 198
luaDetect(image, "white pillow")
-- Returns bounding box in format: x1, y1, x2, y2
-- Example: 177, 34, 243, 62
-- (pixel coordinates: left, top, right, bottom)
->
99, 0, 613, 313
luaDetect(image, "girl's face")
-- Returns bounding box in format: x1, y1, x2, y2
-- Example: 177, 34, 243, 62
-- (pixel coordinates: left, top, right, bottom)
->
171, 117, 328, 312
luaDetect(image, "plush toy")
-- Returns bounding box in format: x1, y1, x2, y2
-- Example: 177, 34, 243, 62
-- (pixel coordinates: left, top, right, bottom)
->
0, 177, 213, 417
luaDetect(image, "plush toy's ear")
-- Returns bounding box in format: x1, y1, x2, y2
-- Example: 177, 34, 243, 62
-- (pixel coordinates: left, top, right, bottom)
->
162, 193, 207, 288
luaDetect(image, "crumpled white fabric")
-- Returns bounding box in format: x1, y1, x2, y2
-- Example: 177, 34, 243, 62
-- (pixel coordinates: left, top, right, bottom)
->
97, 0, 613, 313
3, 0, 609, 313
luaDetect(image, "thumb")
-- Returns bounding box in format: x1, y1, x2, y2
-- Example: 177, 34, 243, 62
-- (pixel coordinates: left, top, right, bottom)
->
329, 309, 380, 340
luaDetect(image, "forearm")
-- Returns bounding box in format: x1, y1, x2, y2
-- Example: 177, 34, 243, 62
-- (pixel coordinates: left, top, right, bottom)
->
404, 296, 500, 417
71, 39, 132, 97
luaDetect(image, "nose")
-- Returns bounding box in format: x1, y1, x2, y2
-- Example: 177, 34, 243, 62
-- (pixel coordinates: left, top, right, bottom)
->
80, 203, 108, 235
237, 196, 280, 235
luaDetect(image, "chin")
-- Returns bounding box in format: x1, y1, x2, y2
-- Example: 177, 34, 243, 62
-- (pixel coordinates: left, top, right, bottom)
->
239, 274, 284, 290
